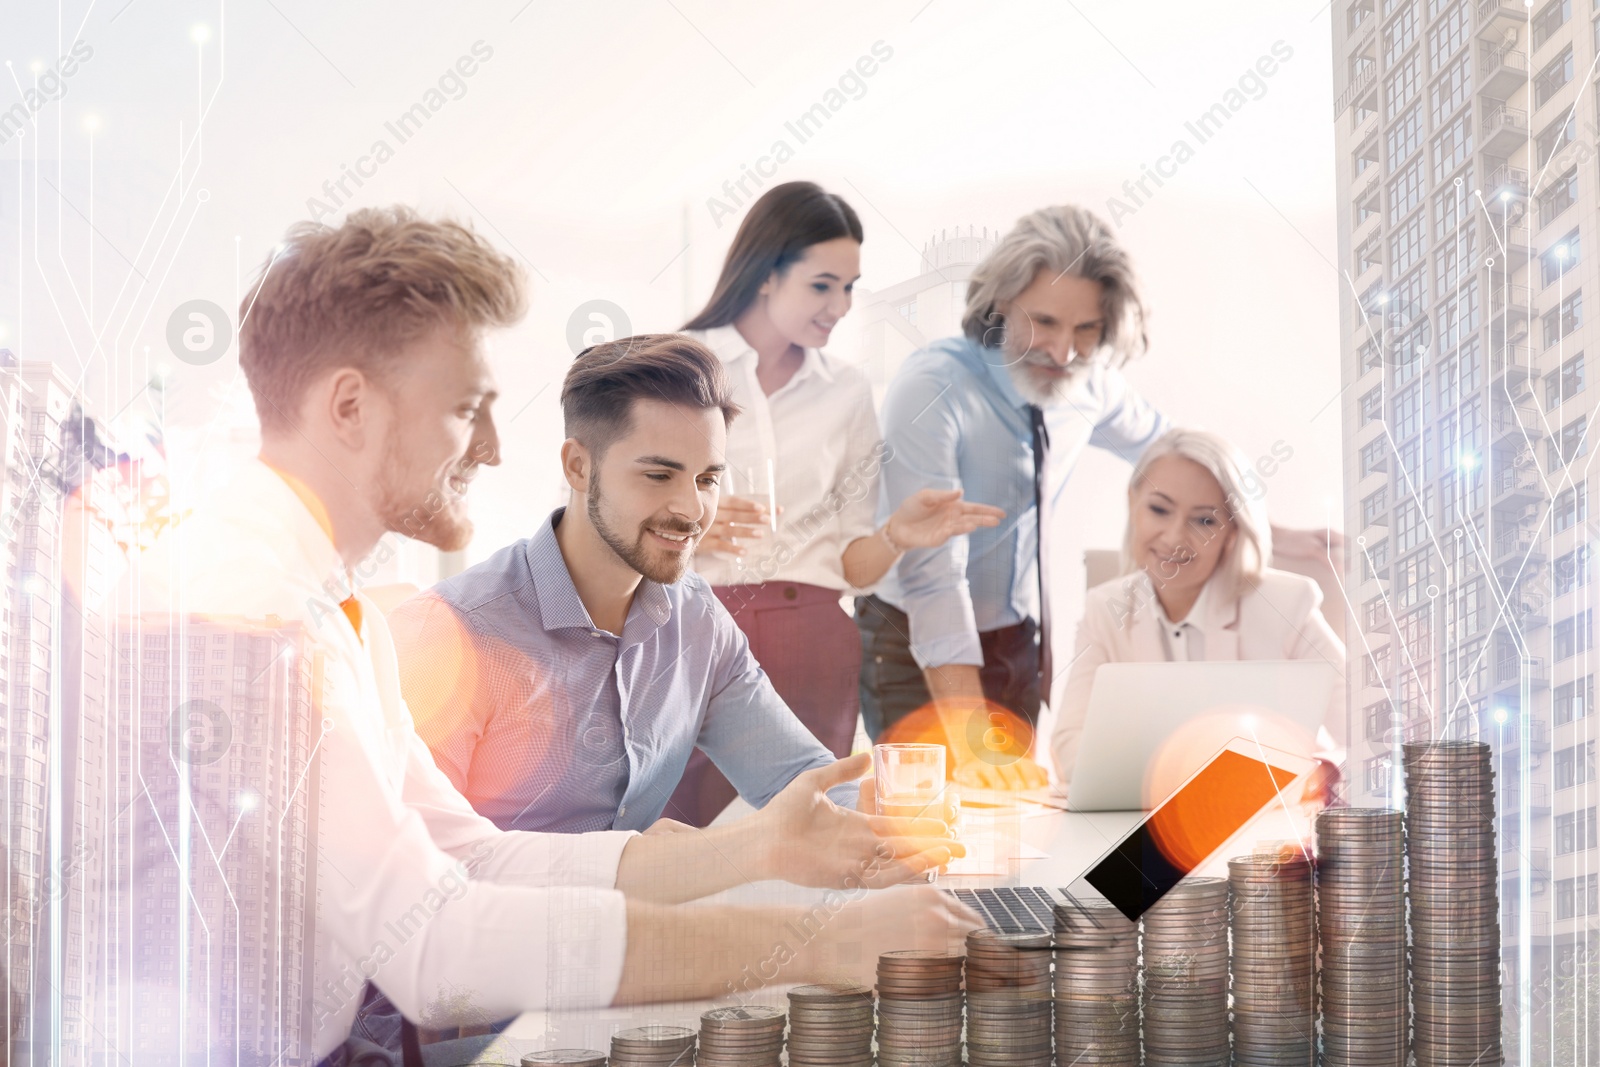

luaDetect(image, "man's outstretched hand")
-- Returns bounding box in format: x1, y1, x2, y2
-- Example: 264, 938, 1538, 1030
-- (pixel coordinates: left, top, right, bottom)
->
753, 754, 964, 888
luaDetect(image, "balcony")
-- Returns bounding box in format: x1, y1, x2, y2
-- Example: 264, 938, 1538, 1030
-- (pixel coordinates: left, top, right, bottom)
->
1493, 527, 1549, 567
1498, 713, 1552, 751
1482, 102, 1530, 156
1489, 284, 1532, 338
1504, 781, 1551, 814
1479, 0, 1525, 32
1481, 47, 1529, 101
1335, 63, 1377, 121
1492, 394, 1544, 442
1488, 162, 1530, 201
1492, 457, 1542, 506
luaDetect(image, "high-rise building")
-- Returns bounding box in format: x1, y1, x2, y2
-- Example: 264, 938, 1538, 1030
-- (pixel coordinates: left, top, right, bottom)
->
853, 226, 998, 396
1332, 2, 1599, 1059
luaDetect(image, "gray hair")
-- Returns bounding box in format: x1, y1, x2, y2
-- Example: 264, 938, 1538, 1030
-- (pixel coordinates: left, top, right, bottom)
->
1120, 428, 1272, 600
962, 205, 1148, 364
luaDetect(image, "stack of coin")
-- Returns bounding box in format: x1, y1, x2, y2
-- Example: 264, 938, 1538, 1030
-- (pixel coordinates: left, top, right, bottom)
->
608, 1024, 696, 1067
963, 929, 1053, 1066
1140, 878, 1229, 1067
521, 1054, 609, 1067
1316, 807, 1407, 1067
786, 984, 875, 1067
1228, 853, 1316, 1066
1404, 740, 1503, 1067
875, 949, 965, 1067
695, 1005, 784, 1067
1052, 900, 1139, 1065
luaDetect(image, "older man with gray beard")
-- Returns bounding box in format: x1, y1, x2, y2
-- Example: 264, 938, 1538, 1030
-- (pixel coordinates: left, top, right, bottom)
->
857, 204, 1334, 790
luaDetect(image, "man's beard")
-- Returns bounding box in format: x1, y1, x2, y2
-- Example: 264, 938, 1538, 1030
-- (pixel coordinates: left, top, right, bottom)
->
1003, 349, 1094, 406
375, 437, 474, 552
586, 468, 700, 584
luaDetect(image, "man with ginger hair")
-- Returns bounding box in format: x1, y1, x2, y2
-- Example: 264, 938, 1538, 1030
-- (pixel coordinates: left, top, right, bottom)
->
116, 207, 973, 1064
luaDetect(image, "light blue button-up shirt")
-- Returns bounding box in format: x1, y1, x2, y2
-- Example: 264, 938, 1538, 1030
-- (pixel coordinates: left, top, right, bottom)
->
874, 335, 1170, 669
390, 508, 839, 833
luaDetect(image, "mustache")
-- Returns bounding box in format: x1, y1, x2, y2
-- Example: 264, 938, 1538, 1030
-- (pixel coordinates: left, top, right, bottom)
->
647, 518, 703, 537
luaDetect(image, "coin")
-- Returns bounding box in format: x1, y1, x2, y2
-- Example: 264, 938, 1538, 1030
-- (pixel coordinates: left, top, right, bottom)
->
520, 1053, 608, 1067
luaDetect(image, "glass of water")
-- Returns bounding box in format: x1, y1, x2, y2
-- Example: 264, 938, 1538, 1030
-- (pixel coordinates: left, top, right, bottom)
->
874, 742, 951, 883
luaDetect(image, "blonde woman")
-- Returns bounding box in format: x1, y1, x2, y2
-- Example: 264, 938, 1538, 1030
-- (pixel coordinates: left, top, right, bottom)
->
1049, 428, 1346, 789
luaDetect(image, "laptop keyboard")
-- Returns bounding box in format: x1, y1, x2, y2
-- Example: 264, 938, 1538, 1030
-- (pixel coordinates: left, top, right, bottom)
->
946, 886, 1063, 933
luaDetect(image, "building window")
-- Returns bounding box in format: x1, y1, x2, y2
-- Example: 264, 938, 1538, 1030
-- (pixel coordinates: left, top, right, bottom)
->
896, 300, 917, 325
1393, 382, 1424, 440
1557, 874, 1598, 920
1557, 807, 1599, 853
1363, 487, 1390, 528
1434, 224, 1476, 296
1540, 168, 1580, 228
1547, 352, 1585, 409
1365, 645, 1394, 687
1395, 497, 1425, 551
1533, 0, 1573, 48
1542, 229, 1581, 288
1385, 5, 1418, 66
1361, 386, 1384, 425
1390, 212, 1426, 273
1536, 45, 1576, 106
1396, 550, 1431, 608
1387, 54, 1420, 118
1436, 278, 1479, 342
1430, 112, 1472, 182
1429, 51, 1470, 126
1544, 291, 1583, 349
1556, 742, 1597, 789
1554, 545, 1592, 597
1365, 753, 1394, 794
1460, 576, 1488, 634
1438, 338, 1482, 405
1364, 538, 1390, 581
1554, 676, 1594, 726
1361, 438, 1389, 478
1549, 416, 1589, 468
1388, 104, 1425, 168
1556, 610, 1595, 660
1431, 167, 1467, 236
1554, 482, 1588, 532
1537, 113, 1578, 171
1427, 3, 1466, 71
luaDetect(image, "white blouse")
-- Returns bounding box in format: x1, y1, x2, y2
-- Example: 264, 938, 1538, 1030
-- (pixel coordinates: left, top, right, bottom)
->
689, 324, 884, 591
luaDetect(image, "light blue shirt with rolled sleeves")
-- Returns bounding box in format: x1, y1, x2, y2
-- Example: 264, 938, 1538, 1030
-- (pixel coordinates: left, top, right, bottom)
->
873, 335, 1171, 669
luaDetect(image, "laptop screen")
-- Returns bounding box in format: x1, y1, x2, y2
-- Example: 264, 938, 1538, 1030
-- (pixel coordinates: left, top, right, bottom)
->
1083, 745, 1304, 922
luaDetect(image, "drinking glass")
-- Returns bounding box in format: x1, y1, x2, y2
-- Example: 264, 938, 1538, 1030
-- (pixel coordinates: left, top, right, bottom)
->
874, 742, 950, 884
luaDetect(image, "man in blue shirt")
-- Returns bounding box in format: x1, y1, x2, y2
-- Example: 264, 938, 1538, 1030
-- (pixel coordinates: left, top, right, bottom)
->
392, 333, 868, 832
859, 205, 1332, 787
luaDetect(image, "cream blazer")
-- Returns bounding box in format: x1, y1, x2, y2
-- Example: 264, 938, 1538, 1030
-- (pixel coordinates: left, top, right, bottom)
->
1049, 567, 1347, 784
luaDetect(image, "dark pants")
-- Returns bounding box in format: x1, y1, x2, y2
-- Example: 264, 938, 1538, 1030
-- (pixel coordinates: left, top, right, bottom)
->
666, 582, 862, 827
855, 594, 1042, 742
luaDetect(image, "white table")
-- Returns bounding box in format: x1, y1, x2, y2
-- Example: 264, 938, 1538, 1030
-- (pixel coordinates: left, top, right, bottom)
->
489, 800, 1313, 1060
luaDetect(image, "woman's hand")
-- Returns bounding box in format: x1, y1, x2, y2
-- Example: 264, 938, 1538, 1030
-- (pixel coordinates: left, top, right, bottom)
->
888, 489, 1004, 550
698, 495, 777, 558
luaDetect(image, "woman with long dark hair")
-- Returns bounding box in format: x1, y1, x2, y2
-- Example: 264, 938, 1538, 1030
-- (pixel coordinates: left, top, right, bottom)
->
666, 181, 1002, 826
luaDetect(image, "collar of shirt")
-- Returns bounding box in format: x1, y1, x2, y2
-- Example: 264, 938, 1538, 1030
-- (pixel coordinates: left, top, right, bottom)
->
700, 322, 834, 391
525, 507, 673, 641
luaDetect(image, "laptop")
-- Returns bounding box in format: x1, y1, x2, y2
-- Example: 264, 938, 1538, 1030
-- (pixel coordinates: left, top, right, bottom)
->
950, 737, 1319, 927
1067, 660, 1335, 812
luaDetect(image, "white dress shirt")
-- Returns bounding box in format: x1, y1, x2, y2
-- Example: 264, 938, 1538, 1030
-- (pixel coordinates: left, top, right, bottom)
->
1050, 567, 1347, 784
127, 461, 632, 1059
689, 324, 883, 591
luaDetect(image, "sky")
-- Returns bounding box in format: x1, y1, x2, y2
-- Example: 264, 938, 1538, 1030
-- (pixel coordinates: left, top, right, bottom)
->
1, 0, 1347, 591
